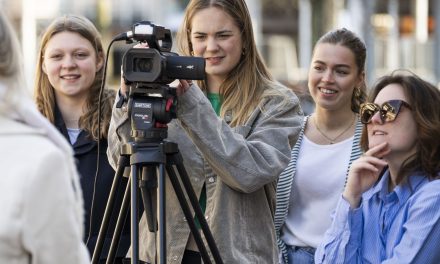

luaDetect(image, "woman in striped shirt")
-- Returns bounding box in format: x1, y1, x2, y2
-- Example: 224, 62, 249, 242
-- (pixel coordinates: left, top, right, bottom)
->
274, 28, 367, 264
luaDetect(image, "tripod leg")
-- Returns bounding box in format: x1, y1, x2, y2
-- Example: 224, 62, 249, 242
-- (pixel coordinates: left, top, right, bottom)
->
165, 164, 213, 264
92, 155, 129, 264
158, 164, 167, 264
105, 177, 131, 264
139, 167, 157, 232
130, 164, 140, 264
172, 161, 223, 264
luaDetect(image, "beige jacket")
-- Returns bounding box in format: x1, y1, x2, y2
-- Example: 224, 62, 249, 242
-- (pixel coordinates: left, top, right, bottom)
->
0, 116, 90, 264
108, 83, 303, 263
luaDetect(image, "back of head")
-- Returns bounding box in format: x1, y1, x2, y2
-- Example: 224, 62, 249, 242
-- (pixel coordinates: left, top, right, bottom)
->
0, 10, 27, 114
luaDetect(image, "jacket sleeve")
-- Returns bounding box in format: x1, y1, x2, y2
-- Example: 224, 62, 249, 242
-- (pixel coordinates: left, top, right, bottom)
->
315, 196, 363, 264
22, 146, 90, 264
177, 84, 303, 193
107, 91, 130, 172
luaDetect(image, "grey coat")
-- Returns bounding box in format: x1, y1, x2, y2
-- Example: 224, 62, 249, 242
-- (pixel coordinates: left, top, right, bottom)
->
107, 83, 303, 263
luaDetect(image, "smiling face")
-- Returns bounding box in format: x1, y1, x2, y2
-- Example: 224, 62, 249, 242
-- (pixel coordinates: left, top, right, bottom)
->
308, 43, 363, 113
190, 6, 243, 87
367, 83, 418, 160
42, 31, 103, 102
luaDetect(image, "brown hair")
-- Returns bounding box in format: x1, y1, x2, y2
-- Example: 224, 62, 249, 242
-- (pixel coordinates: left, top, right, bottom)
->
315, 28, 367, 113
177, 0, 288, 127
34, 15, 114, 140
360, 71, 440, 183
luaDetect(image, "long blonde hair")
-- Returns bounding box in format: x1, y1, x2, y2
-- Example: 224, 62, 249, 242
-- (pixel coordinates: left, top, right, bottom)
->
177, 0, 286, 127
34, 14, 114, 140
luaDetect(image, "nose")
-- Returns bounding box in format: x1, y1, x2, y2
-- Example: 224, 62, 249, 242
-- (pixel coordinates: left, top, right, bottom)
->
62, 55, 77, 69
370, 110, 384, 124
322, 69, 334, 83
206, 36, 219, 52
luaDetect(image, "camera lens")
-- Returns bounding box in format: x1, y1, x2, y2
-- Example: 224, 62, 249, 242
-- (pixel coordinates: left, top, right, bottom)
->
133, 57, 153, 72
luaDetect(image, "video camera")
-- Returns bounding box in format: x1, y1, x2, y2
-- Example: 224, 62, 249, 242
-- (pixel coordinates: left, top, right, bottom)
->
122, 21, 205, 84
119, 21, 205, 143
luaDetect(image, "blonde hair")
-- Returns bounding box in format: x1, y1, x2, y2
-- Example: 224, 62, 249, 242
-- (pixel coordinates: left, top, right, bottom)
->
34, 14, 114, 140
177, 0, 288, 127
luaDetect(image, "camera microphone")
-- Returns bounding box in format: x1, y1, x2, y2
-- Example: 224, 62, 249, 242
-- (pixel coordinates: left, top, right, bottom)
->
112, 31, 134, 42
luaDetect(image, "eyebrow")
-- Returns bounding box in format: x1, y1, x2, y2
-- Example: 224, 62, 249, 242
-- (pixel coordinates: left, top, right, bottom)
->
313, 60, 351, 68
192, 30, 234, 35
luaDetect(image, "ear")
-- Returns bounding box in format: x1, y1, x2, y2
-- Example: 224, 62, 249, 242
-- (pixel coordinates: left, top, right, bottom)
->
357, 71, 365, 88
42, 59, 47, 74
96, 52, 104, 72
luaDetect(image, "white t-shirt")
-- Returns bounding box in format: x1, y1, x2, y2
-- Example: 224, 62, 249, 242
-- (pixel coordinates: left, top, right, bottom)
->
281, 135, 353, 248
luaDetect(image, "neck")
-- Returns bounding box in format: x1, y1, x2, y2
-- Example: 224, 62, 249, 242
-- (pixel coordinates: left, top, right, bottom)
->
55, 94, 86, 129
384, 148, 417, 190
314, 107, 355, 129
206, 75, 224, 94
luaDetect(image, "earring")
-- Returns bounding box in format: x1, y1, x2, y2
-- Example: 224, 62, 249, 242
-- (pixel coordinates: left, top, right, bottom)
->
242, 48, 245, 55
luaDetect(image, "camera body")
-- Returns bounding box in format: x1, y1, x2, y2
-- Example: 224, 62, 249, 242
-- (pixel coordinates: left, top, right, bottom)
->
119, 21, 205, 142
122, 21, 205, 84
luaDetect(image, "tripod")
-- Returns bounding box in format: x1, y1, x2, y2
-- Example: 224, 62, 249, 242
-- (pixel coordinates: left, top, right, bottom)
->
91, 139, 223, 264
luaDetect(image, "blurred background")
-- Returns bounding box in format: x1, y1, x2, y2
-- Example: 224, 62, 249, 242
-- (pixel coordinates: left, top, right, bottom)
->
1, 0, 439, 113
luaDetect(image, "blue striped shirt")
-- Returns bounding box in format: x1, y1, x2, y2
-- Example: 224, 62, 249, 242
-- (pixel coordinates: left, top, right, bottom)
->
315, 170, 440, 264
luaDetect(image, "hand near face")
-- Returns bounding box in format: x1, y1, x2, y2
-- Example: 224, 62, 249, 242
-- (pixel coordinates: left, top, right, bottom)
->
343, 142, 389, 208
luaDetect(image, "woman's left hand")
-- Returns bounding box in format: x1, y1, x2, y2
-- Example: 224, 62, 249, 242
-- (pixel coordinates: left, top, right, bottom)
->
176, 79, 193, 96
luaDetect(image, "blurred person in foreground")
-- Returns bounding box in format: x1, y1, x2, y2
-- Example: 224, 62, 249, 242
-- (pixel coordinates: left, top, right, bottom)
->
315, 71, 440, 263
108, 0, 303, 263
0, 10, 89, 264
33, 15, 129, 263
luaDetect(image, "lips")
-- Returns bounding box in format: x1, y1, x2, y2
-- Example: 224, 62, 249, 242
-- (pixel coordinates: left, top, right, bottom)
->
61, 74, 80, 80
319, 87, 337, 94
205, 56, 223, 64
372, 130, 387, 135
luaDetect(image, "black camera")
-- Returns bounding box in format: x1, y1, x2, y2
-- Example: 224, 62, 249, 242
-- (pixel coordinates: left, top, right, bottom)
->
117, 21, 205, 143
122, 21, 205, 84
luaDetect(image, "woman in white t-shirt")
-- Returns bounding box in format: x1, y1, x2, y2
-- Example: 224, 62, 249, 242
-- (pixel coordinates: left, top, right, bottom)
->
274, 28, 367, 264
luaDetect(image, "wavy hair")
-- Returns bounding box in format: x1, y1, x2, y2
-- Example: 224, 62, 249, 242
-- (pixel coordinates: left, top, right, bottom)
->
315, 28, 367, 113
34, 14, 114, 140
177, 0, 288, 126
360, 71, 440, 183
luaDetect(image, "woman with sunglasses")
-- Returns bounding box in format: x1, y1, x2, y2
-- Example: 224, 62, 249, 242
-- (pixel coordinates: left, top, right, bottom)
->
275, 28, 366, 264
315, 72, 440, 263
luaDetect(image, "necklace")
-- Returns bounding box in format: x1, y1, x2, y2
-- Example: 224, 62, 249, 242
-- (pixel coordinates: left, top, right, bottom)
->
313, 114, 355, 144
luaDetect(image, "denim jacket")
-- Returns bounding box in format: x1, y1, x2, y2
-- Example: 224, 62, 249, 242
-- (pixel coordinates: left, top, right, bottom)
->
107, 83, 303, 263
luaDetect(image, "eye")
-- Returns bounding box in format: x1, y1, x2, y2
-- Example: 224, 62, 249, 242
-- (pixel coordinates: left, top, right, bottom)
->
193, 34, 206, 40
313, 65, 324, 71
335, 69, 349, 75
49, 54, 63, 60
74, 52, 89, 59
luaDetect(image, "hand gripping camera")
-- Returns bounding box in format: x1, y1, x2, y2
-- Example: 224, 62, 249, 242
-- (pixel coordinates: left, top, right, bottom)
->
120, 21, 205, 143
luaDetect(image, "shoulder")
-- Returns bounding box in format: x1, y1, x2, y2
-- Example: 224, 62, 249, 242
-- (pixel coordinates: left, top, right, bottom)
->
0, 117, 68, 163
261, 81, 302, 112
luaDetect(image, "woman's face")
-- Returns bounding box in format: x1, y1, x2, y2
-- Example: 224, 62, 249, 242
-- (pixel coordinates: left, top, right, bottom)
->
308, 43, 363, 112
190, 7, 243, 84
42, 31, 102, 101
367, 83, 418, 160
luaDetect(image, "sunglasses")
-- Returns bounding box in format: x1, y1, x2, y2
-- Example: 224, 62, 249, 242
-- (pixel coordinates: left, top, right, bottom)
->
360, 99, 412, 124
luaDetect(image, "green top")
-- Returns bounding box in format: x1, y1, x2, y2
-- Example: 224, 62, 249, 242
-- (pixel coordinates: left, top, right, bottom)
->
207, 92, 222, 116
195, 93, 222, 229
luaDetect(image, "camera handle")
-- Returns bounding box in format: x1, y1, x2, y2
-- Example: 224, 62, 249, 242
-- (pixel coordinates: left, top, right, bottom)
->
92, 141, 223, 264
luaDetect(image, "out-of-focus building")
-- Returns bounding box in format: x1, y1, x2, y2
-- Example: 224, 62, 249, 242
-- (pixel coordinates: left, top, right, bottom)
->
2, 0, 440, 93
